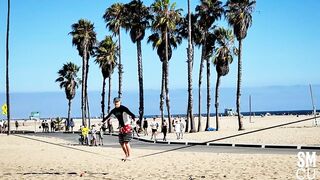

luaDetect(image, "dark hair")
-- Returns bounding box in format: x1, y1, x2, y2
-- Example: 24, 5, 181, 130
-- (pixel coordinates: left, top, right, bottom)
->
113, 97, 121, 102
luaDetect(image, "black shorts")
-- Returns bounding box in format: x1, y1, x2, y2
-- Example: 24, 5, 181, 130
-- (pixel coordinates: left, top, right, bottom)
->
152, 129, 157, 133
119, 132, 132, 144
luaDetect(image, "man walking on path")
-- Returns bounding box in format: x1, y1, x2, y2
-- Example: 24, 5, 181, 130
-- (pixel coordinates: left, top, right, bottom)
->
175, 120, 181, 140
150, 118, 158, 142
143, 118, 148, 136
103, 97, 136, 161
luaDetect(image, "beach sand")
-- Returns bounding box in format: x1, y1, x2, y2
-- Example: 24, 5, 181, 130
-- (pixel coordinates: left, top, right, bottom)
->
1, 134, 318, 179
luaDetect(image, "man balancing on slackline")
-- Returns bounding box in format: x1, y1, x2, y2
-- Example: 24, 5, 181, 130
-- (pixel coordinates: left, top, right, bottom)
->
102, 97, 136, 161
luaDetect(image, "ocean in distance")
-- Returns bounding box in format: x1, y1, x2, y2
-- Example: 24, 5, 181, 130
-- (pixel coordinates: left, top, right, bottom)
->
0, 85, 319, 119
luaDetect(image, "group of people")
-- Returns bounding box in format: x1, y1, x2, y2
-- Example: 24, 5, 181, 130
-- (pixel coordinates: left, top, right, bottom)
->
0, 120, 20, 133
79, 124, 104, 146
173, 118, 185, 140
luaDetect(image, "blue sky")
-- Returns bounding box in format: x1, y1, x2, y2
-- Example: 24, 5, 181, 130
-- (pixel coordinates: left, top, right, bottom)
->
0, 0, 320, 93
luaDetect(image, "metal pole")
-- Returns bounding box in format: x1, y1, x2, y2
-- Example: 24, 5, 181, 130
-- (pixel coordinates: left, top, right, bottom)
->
6, 0, 11, 135
249, 95, 252, 123
309, 84, 317, 126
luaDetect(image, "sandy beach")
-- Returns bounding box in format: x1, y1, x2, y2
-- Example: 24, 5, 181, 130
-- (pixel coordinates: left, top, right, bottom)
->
1, 115, 319, 179
1, 134, 319, 179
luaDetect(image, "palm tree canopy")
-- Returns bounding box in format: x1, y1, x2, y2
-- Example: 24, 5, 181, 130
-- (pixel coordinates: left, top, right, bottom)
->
56, 62, 81, 100
147, 31, 182, 62
148, 0, 182, 62
94, 36, 118, 79
177, 13, 202, 45
225, 0, 256, 40
69, 19, 97, 57
150, 0, 182, 34
124, 0, 152, 43
196, 0, 224, 34
103, 3, 126, 36
213, 27, 235, 76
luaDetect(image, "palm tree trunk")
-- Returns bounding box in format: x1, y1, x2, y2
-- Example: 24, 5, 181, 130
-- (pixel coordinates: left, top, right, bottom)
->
118, 30, 123, 98
237, 40, 244, 130
67, 99, 72, 131
164, 28, 172, 133
101, 78, 106, 119
85, 52, 90, 127
205, 57, 211, 131
86, 92, 91, 127
137, 40, 144, 125
81, 44, 88, 126
198, 45, 206, 132
160, 65, 165, 124
215, 75, 221, 131
108, 75, 112, 113
187, 0, 195, 133
6, 0, 11, 135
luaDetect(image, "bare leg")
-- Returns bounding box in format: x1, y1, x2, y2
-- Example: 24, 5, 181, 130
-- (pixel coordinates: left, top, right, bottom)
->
124, 142, 131, 159
120, 143, 128, 159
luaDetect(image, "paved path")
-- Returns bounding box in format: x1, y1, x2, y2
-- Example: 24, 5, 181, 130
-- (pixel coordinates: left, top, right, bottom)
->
26, 133, 320, 156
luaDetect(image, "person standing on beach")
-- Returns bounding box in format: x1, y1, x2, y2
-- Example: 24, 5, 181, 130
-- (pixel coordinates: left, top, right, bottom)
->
98, 123, 104, 146
150, 118, 158, 141
131, 119, 140, 137
179, 119, 185, 139
70, 118, 75, 133
174, 120, 181, 140
162, 119, 168, 141
0, 120, 3, 133
102, 97, 136, 161
143, 118, 148, 136
15, 121, 19, 131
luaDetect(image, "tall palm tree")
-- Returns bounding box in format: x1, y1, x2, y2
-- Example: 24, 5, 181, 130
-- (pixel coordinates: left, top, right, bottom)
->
123, 0, 151, 125
5, 0, 11, 135
196, 0, 224, 131
56, 62, 80, 131
225, 0, 256, 130
178, 13, 201, 132
149, 0, 182, 133
213, 27, 235, 131
186, 0, 196, 133
94, 36, 117, 118
69, 19, 97, 126
103, 3, 126, 99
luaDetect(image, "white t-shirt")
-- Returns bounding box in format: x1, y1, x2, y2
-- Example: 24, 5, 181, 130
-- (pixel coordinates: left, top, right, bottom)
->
150, 121, 158, 130
175, 123, 181, 133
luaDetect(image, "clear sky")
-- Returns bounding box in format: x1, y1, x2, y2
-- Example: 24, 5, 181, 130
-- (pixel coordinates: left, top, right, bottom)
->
0, 0, 320, 93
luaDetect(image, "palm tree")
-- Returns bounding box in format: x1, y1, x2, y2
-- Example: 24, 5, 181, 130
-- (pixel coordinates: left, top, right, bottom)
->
69, 19, 97, 126
123, 0, 151, 125
196, 0, 224, 131
186, 0, 196, 133
103, 3, 126, 99
56, 62, 80, 131
5, 0, 11, 135
149, 0, 182, 133
94, 36, 117, 118
178, 13, 201, 132
213, 27, 235, 131
225, 0, 256, 130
